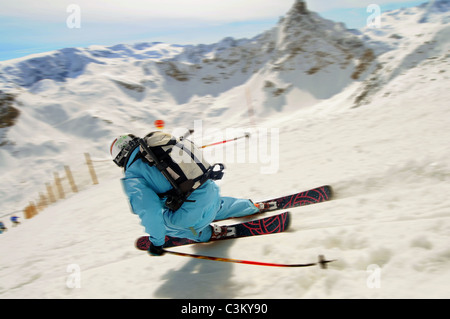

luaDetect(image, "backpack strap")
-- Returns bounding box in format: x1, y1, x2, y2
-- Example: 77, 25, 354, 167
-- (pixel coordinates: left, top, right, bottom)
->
138, 138, 184, 197
137, 137, 225, 211
124, 150, 142, 171
121, 140, 141, 172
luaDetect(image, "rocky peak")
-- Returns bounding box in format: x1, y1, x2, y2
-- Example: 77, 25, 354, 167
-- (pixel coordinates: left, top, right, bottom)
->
292, 0, 308, 15
275, 0, 365, 54
284, 0, 310, 25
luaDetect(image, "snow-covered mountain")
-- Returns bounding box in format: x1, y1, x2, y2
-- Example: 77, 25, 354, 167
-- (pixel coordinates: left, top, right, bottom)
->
0, 0, 379, 211
350, 0, 450, 107
0, 0, 448, 217
0, 1, 373, 109
0, 0, 449, 299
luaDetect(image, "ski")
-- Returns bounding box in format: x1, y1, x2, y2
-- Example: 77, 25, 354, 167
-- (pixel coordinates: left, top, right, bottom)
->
135, 211, 290, 251
213, 185, 333, 222
255, 185, 332, 212
135, 185, 331, 250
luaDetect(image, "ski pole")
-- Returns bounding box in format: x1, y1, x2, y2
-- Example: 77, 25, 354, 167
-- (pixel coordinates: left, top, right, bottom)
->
163, 250, 335, 269
200, 132, 250, 149
180, 129, 194, 140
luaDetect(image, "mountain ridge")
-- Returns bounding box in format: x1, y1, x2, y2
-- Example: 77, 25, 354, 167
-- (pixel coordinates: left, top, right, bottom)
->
0, 0, 449, 213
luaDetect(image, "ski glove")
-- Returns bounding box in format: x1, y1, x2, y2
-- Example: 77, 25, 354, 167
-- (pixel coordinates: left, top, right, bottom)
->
148, 243, 165, 256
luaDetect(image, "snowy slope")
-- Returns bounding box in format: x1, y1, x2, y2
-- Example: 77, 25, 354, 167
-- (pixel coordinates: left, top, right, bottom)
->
0, 0, 450, 298
350, 0, 450, 108
0, 1, 376, 213
1, 75, 449, 298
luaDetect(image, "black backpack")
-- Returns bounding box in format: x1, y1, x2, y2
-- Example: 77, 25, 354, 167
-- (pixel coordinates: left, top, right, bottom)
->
137, 131, 224, 211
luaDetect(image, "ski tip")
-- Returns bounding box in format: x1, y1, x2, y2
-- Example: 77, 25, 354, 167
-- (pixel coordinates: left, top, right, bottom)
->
323, 184, 333, 195
284, 211, 292, 231
135, 236, 150, 251
327, 186, 333, 199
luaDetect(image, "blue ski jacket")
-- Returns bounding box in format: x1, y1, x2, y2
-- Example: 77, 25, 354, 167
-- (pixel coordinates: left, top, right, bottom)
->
121, 148, 258, 247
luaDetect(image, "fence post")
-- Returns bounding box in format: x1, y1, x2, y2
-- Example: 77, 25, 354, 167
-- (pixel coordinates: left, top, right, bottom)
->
65, 165, 78, 193
54, 172, 65, 199
24, 203, 32, 219
46, 183, 56, 204
37, 192, 48, 211
32, 202, 38, 217
85, 153, 99, 185
24, 201, 38, 219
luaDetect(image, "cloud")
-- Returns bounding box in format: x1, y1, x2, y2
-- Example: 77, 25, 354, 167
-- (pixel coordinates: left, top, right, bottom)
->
307, 0, 426, 11
0, 0, 293, 24
1, 1, 427, 25
0, 0, 427, 60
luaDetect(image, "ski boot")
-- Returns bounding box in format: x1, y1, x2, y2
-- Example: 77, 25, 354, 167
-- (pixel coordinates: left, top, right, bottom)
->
210, 224, 236, 240
253, 201, 277, 213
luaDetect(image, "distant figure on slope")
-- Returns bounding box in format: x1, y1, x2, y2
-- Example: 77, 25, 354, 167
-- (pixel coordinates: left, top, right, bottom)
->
10, 215, 20, 226
0, 221, 6, 234
110, 132, 261, 256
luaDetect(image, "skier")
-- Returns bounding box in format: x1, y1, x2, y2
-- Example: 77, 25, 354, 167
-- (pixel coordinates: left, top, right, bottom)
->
0, 221, 6, 234
110, 133, 260, 256
10, 215, 20, 226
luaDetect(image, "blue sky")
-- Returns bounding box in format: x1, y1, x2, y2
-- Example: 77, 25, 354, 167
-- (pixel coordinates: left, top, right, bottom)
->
0, 0, 427, 61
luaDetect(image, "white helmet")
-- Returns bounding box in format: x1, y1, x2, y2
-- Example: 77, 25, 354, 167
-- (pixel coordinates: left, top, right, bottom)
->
110, 134, 139, 167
